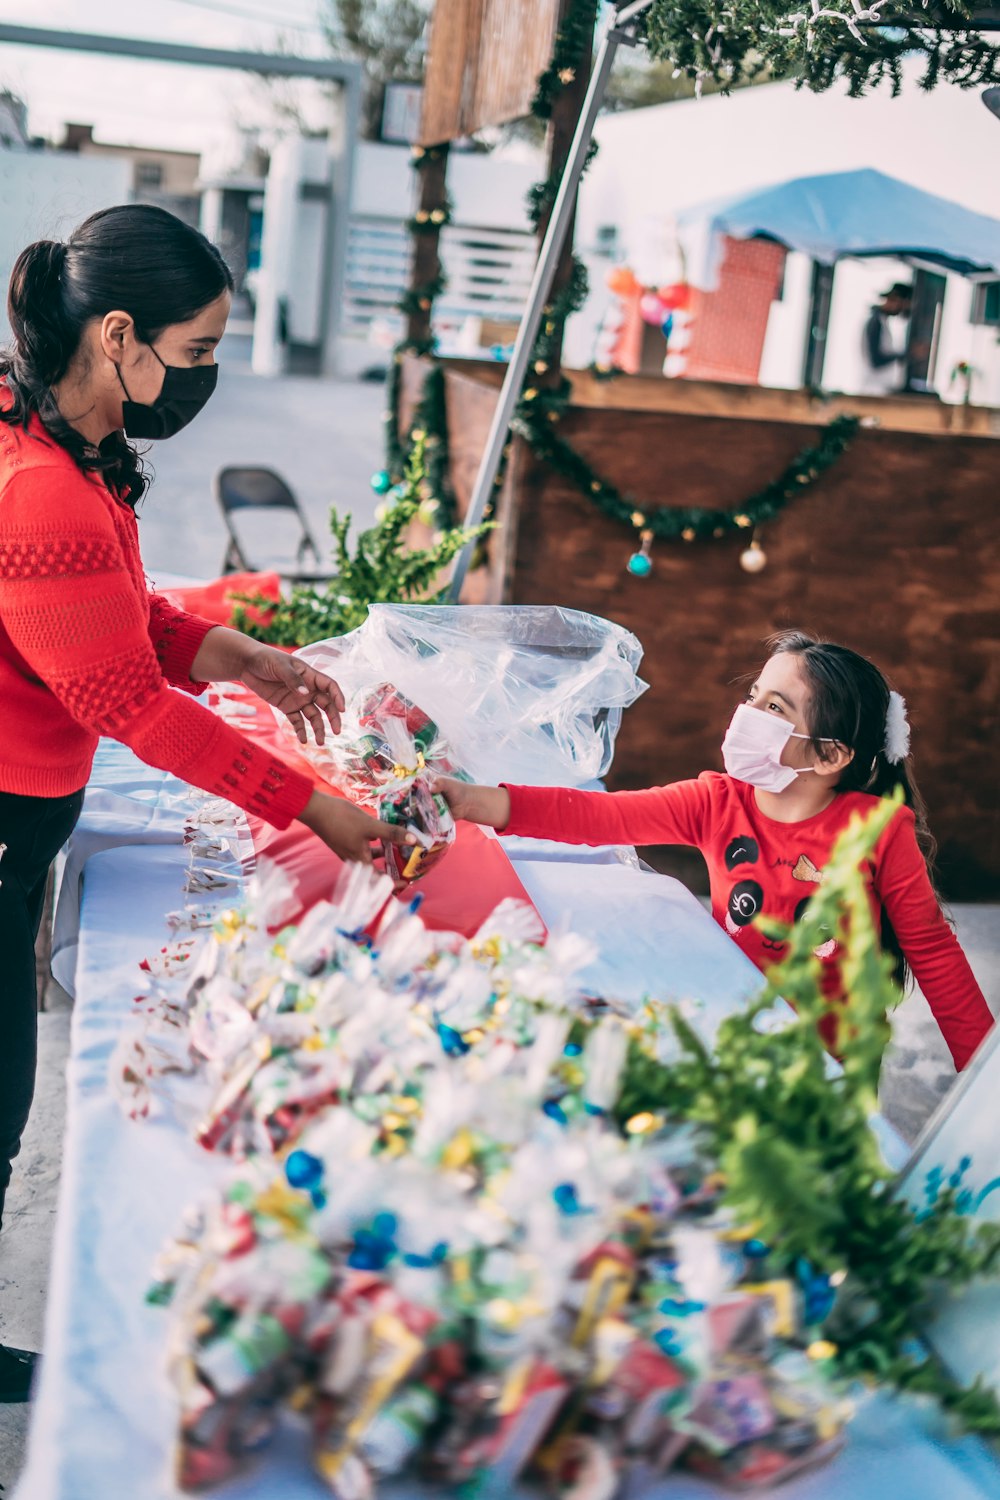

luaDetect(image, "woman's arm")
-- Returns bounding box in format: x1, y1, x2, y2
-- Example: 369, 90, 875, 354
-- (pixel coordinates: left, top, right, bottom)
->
0, 471, 404, 860
875, 810, 994, 1071
189, 626, 345, 746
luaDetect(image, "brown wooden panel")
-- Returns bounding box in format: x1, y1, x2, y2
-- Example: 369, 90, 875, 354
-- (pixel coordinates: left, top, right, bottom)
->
440, 365, 1000, 898
420, 0, 562, 144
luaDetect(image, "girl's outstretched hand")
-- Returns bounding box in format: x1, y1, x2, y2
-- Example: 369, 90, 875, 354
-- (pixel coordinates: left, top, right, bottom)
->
433, 777, 511, 831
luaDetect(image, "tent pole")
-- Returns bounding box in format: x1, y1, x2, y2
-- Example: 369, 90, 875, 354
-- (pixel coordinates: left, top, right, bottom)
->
448, 0, 651, 603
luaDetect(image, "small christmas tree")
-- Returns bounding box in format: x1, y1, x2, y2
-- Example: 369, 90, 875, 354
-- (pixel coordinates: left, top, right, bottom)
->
229, 435, 491, 647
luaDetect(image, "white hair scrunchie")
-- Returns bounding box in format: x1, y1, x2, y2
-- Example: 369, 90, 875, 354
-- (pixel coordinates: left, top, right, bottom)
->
884, 690, 910, 764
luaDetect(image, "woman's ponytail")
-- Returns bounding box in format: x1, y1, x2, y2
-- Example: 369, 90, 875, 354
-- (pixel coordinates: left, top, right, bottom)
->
7, 240, 72, 386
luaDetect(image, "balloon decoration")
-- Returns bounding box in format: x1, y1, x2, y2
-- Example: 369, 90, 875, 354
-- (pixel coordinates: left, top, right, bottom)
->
639, 291, 669, 326
603, 267, 694, 377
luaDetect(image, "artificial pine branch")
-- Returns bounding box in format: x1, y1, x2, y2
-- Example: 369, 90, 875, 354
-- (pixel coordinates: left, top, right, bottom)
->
229, 437, 491, 647
611, 794, 1000, 1430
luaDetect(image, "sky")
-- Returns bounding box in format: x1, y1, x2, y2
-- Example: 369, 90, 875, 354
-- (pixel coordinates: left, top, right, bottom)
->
0, 0, 338, 160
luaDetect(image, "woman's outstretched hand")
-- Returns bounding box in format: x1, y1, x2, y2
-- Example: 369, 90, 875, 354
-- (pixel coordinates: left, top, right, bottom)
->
238, 646, 345, 745
433, 776, 511, 831
190, 627, 346, 745
298, 791, 415, 865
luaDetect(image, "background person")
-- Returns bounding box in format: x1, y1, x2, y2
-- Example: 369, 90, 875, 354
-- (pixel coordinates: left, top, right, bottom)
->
859, 280, 913, 395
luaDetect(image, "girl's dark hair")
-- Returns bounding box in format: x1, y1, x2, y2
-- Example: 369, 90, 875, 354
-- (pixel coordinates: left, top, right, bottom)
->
1, 204, 233, 508
767, 629, 939, 992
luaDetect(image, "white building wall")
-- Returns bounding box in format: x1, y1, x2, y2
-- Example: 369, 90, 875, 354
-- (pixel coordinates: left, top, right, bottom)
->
0, 147, 131, 345
757, 251, 813, 389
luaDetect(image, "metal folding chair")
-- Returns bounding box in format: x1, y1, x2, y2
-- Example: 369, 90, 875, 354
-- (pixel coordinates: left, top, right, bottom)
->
214, 466, 336, 583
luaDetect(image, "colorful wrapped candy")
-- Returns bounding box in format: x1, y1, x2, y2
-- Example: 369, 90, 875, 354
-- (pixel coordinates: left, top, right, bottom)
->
131, 868, 851, 1497
287, 680, 465, 884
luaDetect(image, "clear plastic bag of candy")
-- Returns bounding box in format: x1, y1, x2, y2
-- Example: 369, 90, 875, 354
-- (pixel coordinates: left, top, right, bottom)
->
284, 603, 648, 789
291, 679, 460, 883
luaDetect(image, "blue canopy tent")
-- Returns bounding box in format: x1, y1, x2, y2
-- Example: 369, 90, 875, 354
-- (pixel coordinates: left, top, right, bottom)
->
676, 167, 1000, 276
676, 167, 1000, 391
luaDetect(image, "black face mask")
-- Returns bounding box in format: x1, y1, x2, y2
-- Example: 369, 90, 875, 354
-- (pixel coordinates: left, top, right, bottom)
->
116, 340, 218, 441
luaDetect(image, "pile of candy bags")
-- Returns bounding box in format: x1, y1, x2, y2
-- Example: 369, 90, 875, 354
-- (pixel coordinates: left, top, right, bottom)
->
118, 857, 853, 1498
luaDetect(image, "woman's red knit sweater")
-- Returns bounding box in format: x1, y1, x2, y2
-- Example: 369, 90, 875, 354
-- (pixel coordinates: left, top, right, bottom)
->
0, 391, 313, 829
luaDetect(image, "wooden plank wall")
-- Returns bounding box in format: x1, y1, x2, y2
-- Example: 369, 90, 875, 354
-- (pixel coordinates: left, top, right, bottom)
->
427, 361, 1000, 899
419, 0, 562, 144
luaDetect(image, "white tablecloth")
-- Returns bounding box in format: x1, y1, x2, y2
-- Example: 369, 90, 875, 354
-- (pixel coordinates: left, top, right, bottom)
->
15, 754, 1000, 1500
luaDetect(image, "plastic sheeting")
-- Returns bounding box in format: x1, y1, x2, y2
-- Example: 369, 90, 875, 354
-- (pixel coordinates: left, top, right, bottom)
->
291, 604, 648, 789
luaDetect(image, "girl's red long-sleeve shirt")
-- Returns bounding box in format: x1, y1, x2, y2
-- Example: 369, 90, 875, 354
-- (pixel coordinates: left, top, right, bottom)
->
504, 774, 993, 1071
0, 393, 313, 829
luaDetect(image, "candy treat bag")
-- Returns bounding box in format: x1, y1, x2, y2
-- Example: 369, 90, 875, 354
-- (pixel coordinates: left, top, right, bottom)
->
324, 683, 463, 884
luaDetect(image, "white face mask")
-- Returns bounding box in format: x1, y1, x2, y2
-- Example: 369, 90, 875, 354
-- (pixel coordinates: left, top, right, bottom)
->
721, 702, 821, 793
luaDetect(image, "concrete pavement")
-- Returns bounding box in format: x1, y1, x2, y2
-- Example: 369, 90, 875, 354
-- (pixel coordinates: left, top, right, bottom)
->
137, 355, 388, 582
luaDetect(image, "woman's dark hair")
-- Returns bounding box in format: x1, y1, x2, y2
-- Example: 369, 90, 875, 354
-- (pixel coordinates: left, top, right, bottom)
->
1, 204, 233, 508
766, 629, 940, 992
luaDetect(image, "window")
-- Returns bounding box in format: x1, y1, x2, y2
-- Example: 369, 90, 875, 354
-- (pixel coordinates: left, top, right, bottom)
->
971, 280, 1000, 327
136, 161, 163, 190
594, 224, 619, 260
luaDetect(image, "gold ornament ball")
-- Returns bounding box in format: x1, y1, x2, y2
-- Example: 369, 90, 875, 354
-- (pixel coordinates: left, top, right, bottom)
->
740, 541, 768, 574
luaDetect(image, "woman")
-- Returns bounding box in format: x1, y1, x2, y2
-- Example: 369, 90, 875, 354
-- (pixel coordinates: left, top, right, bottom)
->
0, 205, 407, 1396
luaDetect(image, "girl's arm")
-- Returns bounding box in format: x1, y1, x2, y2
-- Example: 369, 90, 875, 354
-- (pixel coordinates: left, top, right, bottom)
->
874, 809, 994, 1071
436, 776, 714, 850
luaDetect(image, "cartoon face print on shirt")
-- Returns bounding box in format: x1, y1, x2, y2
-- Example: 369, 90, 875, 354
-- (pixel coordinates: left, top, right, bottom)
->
725, 835, 759, 871
794, 896, 839, 960
721, 835, 830, 956
726, 878, 765, 936
723, 835, 766, 938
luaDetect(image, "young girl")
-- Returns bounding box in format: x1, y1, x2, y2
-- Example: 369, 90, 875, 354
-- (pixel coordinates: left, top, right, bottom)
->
436, 631, 993, 1074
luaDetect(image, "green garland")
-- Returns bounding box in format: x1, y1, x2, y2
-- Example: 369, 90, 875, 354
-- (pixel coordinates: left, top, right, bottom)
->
642, 0, 1000, 97
386, 0, 857, 571
386, 0, 966, 578
382, 353, 456, 527
409, 143, 447, 168
532, 0, 601, 118
405, 196, 454, 235
514, 398, 860, 543
397, 269, 448, 319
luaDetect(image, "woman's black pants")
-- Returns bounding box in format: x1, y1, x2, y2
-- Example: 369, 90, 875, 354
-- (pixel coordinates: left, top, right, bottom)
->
0, 788, 84, 1221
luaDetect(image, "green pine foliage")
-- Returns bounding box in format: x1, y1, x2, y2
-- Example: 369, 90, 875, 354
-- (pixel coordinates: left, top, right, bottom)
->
229, 437, 491, 647
643, 0, 1000, 98
615, 793, 1000, 1430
